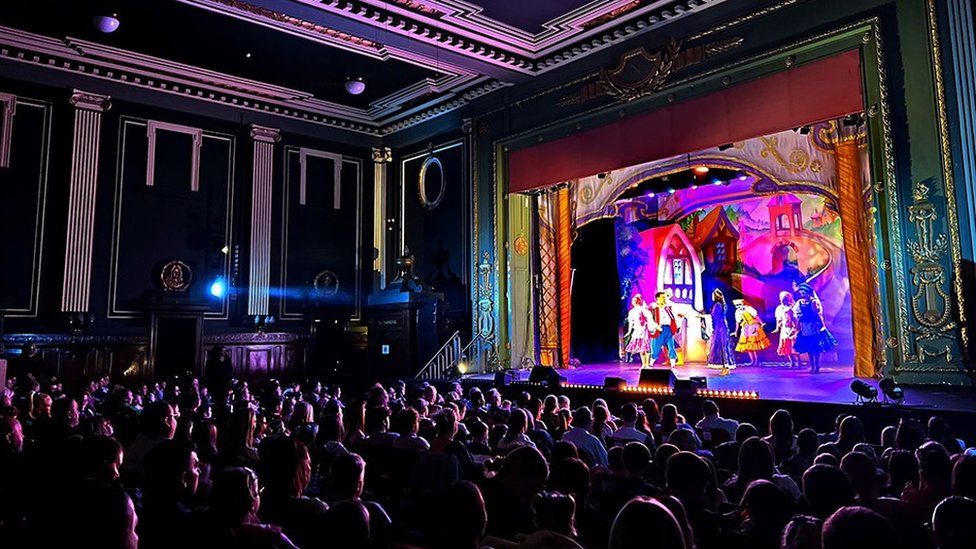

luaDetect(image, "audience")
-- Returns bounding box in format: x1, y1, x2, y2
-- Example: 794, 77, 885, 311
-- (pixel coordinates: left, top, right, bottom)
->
0, 363, 973, 549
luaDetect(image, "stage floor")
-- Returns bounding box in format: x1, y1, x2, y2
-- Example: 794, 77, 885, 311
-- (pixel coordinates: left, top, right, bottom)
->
465, 361, 976, 411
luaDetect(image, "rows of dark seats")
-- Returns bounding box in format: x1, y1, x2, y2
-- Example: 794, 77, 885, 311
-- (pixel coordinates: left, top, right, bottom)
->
2, 371, 975, 548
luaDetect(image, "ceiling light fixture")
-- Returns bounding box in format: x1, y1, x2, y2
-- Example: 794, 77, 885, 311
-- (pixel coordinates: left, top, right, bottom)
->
93, 13, 121, 33
345, 77, 366, 96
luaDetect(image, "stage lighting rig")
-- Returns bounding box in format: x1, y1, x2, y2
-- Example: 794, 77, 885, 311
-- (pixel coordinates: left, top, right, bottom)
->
850, 379, 878, 404
879, 378, 904, 404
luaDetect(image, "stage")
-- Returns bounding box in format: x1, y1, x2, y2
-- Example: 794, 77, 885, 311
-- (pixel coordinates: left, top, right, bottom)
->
464, 361, 976, 412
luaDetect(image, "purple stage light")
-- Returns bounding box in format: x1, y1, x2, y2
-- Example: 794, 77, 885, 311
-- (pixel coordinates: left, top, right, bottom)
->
345, 77, 366, 95
93, 14, 121, 34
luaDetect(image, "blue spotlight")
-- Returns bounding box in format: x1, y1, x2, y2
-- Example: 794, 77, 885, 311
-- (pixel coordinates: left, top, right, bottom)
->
209, 278, 227, 298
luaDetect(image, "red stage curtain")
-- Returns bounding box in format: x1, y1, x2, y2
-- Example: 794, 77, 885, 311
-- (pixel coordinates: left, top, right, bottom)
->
508, 50, 864, 193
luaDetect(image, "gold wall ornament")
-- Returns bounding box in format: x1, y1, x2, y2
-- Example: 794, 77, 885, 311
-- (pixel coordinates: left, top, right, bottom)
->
160, 260, 192, 292
513, 233, 529, 256
599, 39, 682, 102
758, 137, 812, 174
312, 270, 339, 296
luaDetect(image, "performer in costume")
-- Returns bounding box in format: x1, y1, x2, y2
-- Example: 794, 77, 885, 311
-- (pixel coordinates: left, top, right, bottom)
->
772, 291, 801, 369
649, 292, 680, 368
733, 299, 770, 367
792, 283, 837, 373
706, 290, 735, 375
624, 294, 656, 368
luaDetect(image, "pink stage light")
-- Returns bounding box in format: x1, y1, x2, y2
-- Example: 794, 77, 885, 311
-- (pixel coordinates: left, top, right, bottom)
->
345, 77, 367, 95
693, 166, 709, 175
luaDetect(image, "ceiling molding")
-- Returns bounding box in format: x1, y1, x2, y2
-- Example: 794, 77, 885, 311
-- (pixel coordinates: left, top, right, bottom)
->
0, 25, 505, 136
266, 0, 728, 74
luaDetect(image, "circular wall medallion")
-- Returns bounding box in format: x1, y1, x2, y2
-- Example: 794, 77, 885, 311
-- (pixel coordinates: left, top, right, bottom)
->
160, 260, 192, 292
418, 155, 446, 210
313, 270, 339, 296
514, 234, 529, 256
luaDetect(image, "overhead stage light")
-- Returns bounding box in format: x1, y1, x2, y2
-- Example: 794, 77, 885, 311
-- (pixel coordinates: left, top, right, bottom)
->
93, 14, 121, 33
878, 378, 904, 404
209, 278, 227, 298
345, 77, 366, 95
850, 379, 878, 403
693, 166, 709, 175
718, 143, 733, 151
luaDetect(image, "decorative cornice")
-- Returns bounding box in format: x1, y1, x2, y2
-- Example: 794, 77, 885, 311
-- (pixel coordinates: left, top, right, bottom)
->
273, 0, 728, 74
69, 89, 111, 112
2, 331, 309, 345
0, 92, 15, 168
0, 25, 504, 136
250, 124, 281, 143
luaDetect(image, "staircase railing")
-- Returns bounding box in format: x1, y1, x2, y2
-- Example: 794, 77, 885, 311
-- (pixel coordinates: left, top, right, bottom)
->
416, 332, 483, 380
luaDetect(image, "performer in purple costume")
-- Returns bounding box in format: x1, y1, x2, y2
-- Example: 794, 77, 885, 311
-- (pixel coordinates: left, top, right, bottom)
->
706, 289, 735, 375
792, 283, 837, 373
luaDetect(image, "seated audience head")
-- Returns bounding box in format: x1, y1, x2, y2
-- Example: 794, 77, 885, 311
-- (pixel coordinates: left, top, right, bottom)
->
932, 496, 976, 549
741, 479, 792, 537
498, 446, 550, 498
895, 418, 925, 451
735, 422, 759, 445
737, 437, 775, 484
257, 436, 311, 499
436, 481, 487, 549
888, 449, 920, 492
641, 398, 661, 424
532, 491, 576, 537
781, 515, 822, 549
142, 400, 178, 440
609, 497, 687, 549
814, 453, 840, 467
330, 452, 366, 500
324, 499, 371, 547
881, 425, 897, 448
549, 457, 591, 501
552, 440, 580, 463
666, 451, 709, 504
394, 407, 420, 437
572, 406, 593, 430
0, 416, 24, 454
917, 441, 952, 493
622, 441, 651, 477
796, 428, 819, 457
619, 403, 639, 425
840, 450, 878, 503
821, 506, 897, 549
81, 435, 124, 482
364, 406, 391, 435
64, 480, 139, 549
952, 455, 976, 498
701, 399, 719, 418
802, 464, 855, 518
668, 428, 702, 453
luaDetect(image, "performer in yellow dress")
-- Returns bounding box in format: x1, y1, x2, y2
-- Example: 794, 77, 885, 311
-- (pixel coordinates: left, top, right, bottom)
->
733, 298, 770, 367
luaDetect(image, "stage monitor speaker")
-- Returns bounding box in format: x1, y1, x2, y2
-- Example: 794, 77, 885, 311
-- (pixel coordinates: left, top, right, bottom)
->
638, 368, 677, 388
690, 376, 708, 389
604, 376, 626, 391
675, 376, 707, 394
529, 366, 565, 386
494, 371, 511, 386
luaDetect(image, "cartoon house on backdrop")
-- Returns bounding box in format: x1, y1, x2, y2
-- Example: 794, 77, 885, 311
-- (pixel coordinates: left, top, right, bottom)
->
690, 207, 740, 275
637, 224, 707, 362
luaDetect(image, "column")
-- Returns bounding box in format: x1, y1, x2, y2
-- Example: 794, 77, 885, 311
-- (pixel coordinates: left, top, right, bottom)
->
62, 90, 111, 313
371, 146, 391, 290
248, 125, 280, 316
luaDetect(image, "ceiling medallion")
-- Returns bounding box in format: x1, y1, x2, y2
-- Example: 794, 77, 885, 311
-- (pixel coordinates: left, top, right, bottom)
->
160, 260, 193, 292
313, 270, 340, 296
599, 38, 682, 102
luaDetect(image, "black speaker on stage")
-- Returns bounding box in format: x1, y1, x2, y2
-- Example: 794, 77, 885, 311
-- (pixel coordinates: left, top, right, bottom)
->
638, 368, 677, 388
604, 377, 626, 391
674, 376, 707, 394
529, 366, 565, 386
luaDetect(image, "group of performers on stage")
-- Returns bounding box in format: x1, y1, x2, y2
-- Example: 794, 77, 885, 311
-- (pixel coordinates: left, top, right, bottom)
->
624, 283, 837, 375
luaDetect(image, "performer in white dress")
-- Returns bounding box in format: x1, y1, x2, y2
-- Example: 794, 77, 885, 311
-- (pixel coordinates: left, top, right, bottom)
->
624, 294, 658, 368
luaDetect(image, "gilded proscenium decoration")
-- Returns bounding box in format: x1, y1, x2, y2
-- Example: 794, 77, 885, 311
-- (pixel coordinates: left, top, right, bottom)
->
160, 260, 192, 292
513, 234, 529, 256
477, 251, 495, 341
599, 39, 682, 102
558, 37, 743, 107
906, 180, 955, 359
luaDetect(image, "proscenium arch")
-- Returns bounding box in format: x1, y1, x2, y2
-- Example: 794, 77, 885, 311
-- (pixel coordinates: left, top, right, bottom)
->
492, 21, 899, 375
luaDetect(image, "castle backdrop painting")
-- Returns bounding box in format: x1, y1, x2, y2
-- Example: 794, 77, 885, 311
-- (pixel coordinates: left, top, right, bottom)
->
620, 188, 854, 366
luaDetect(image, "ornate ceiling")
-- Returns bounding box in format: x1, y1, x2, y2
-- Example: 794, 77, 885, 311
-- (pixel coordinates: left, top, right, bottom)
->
0, 0, 735, 135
